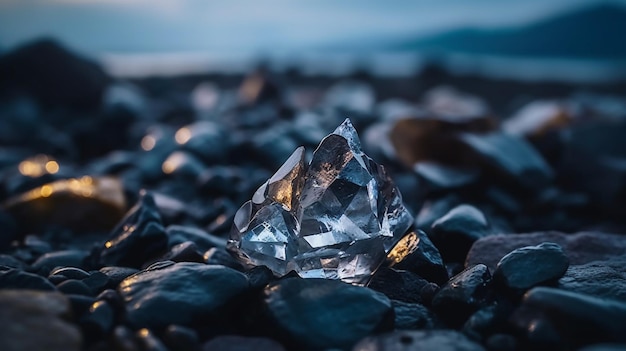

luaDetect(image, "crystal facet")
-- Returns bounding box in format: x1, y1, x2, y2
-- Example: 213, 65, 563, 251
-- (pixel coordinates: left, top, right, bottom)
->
228, 119, 413, 285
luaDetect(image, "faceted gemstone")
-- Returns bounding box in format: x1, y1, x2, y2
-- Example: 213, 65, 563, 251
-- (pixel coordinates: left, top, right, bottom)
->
228, 119, 413, 285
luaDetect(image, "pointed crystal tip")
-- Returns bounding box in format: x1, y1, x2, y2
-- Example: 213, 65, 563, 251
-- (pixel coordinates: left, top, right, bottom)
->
229, 119, 413, 285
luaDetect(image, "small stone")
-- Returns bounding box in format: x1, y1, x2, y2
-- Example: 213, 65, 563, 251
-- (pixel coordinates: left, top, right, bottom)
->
430, 204, 490, 263
81, 300, 115, 337
466, 231, 626, 271
0, 254, 25, 270
245, 265, 276, 289
264, 277, 393, 350
136, 328, 169, 351
558, 255, 626, 301
511, 287, 626, 349
99, 266, 139, 287
392, 300, 439, 330
203, 335, 286, 351
420, 282, 440, 306
392, 230, 448, 285
118, 262, 249, 328
462, 305, 499, 342
32, 250, 89, 275
112, 326, 139, 351
494, 242, 568, 292
204, 247, 244, 270
162, 241, 204, 263
57, 279, 93, 296
369, 268, 429, 304
352, 330, 486, 351
163, 325, 200, 351
95, 192, 168, 268
166, 225, 227, 251
66, 294, 96, 317
50, 267, 90, 280
0, 290, 82, 351
432, 264, 493, 327
0, 268, 55, 290
82, 271, 110, 294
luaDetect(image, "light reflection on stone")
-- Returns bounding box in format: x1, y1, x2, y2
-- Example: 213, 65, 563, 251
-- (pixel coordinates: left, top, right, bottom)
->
228, 119, 413, 285
18, 155, 60, 177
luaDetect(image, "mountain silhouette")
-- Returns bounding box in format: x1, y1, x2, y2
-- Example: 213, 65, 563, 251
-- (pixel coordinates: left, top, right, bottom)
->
397, 3, 626, 59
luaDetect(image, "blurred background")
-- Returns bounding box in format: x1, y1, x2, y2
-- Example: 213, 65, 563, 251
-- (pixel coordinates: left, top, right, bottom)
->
1, 0, 626, 237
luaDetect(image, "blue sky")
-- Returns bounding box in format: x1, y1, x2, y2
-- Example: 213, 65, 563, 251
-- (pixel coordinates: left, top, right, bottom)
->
0, 0, 624, 54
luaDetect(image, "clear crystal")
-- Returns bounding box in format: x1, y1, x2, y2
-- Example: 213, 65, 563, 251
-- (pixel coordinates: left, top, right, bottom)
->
228, 119, 413, 285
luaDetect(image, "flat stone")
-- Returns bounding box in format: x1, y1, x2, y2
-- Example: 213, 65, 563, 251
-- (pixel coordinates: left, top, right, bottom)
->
352, 330, 486, 351
558, 255, 626, 301
494, 242, 569, 291
0, 290, 81, 351
264, 277, 393, 350
511, 287, 626, 349
118, 262, 249, 328
432, 264, 493, 327
467, 231, 626, 271
430, 204, 490, 263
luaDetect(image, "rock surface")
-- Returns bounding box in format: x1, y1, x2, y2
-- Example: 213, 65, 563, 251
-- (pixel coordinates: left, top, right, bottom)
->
353, 330, 486, 351
430, 204, 490, 263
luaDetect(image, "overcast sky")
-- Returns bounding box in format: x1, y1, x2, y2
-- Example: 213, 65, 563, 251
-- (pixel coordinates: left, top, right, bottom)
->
0, 0, 624, 54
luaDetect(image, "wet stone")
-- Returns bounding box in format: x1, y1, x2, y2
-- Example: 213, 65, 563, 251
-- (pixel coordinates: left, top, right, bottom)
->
57, 279, 93, 296
0, 268, 55, 291
558, 255, 626, 301
82, 271, 110, 294
430, 204, 490, 263
511, 287, 626, 349
466, 231, 626, 271
161, 241, 205, 263
203, 335, 286, 351
353, 330, 486, 351
369, 268, 429, 304
0, 290, 82, 351
392, 300, 439, 330
50, 267, 90, 280
432, 264, 493, 327
118, 262, 249, 329
392, 229, 449, 285
264, 277, 393, 350
80, 300, 115, 338
94, 192, 168, 268
99, 266, 139, 287
166, 225, 227, 251
494, 242, 569, 292
32, 250, 89, 275
204, 247, 244, 270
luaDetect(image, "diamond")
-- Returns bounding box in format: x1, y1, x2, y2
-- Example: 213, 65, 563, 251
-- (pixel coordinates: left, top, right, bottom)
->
228, 119, 413, 285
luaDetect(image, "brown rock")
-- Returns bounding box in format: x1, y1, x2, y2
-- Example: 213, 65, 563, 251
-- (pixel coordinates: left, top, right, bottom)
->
466, 232, 626, 271
0, 290, 81, 351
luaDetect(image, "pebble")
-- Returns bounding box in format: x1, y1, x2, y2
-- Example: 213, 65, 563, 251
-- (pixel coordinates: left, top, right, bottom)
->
369, 268, 429, 304
264, 277, 393, 350
0, 268, 55, 290
392, 300, 439, 330
57, 279, 93, 296
430, 204, 490, 263
392, 229, 449, 285
466, 231, 626, 271
558, 255, 626, 301
511, 287, 626, 349
32, 250, 89, 275
0, 290, 82, 351
118, 262, 249, 328
432, 264, 493, 327
494, 242, 569, 292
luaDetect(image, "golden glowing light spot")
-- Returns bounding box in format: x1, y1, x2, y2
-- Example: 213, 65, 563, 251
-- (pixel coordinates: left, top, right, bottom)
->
386, 231, 420, 266
162, 160, 176, 174
81, 176, 94, 185
44, 160, 59, 174
141, 135, 156, 151
104, 241, 113, 248
175, 127, 192, 145
138, 329, 149, 337
40, 185, 53, 198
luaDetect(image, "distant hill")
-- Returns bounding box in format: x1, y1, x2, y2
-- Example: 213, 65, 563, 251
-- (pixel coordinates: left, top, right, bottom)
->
396, 3, 626, 60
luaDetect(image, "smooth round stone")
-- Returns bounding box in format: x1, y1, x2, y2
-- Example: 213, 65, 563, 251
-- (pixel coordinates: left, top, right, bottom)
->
0, 269, 55, 291
264, 277, 393, 350
0, 290, 81, 351
430, 204, 490, 263
352, 330, 486, 351
118, 262, 249, 328
203, 335, 285, 351
81, 300, 115, 337
162, 325, 200, 351
57, 279, 93, 296
511, 287, 626, 349
49, 267, 90, 280
99, 266, 139, 287
82, 271, 110, 294
495, 242, 569, 291
432, 264, 493, 327
32, 250, 89, 275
